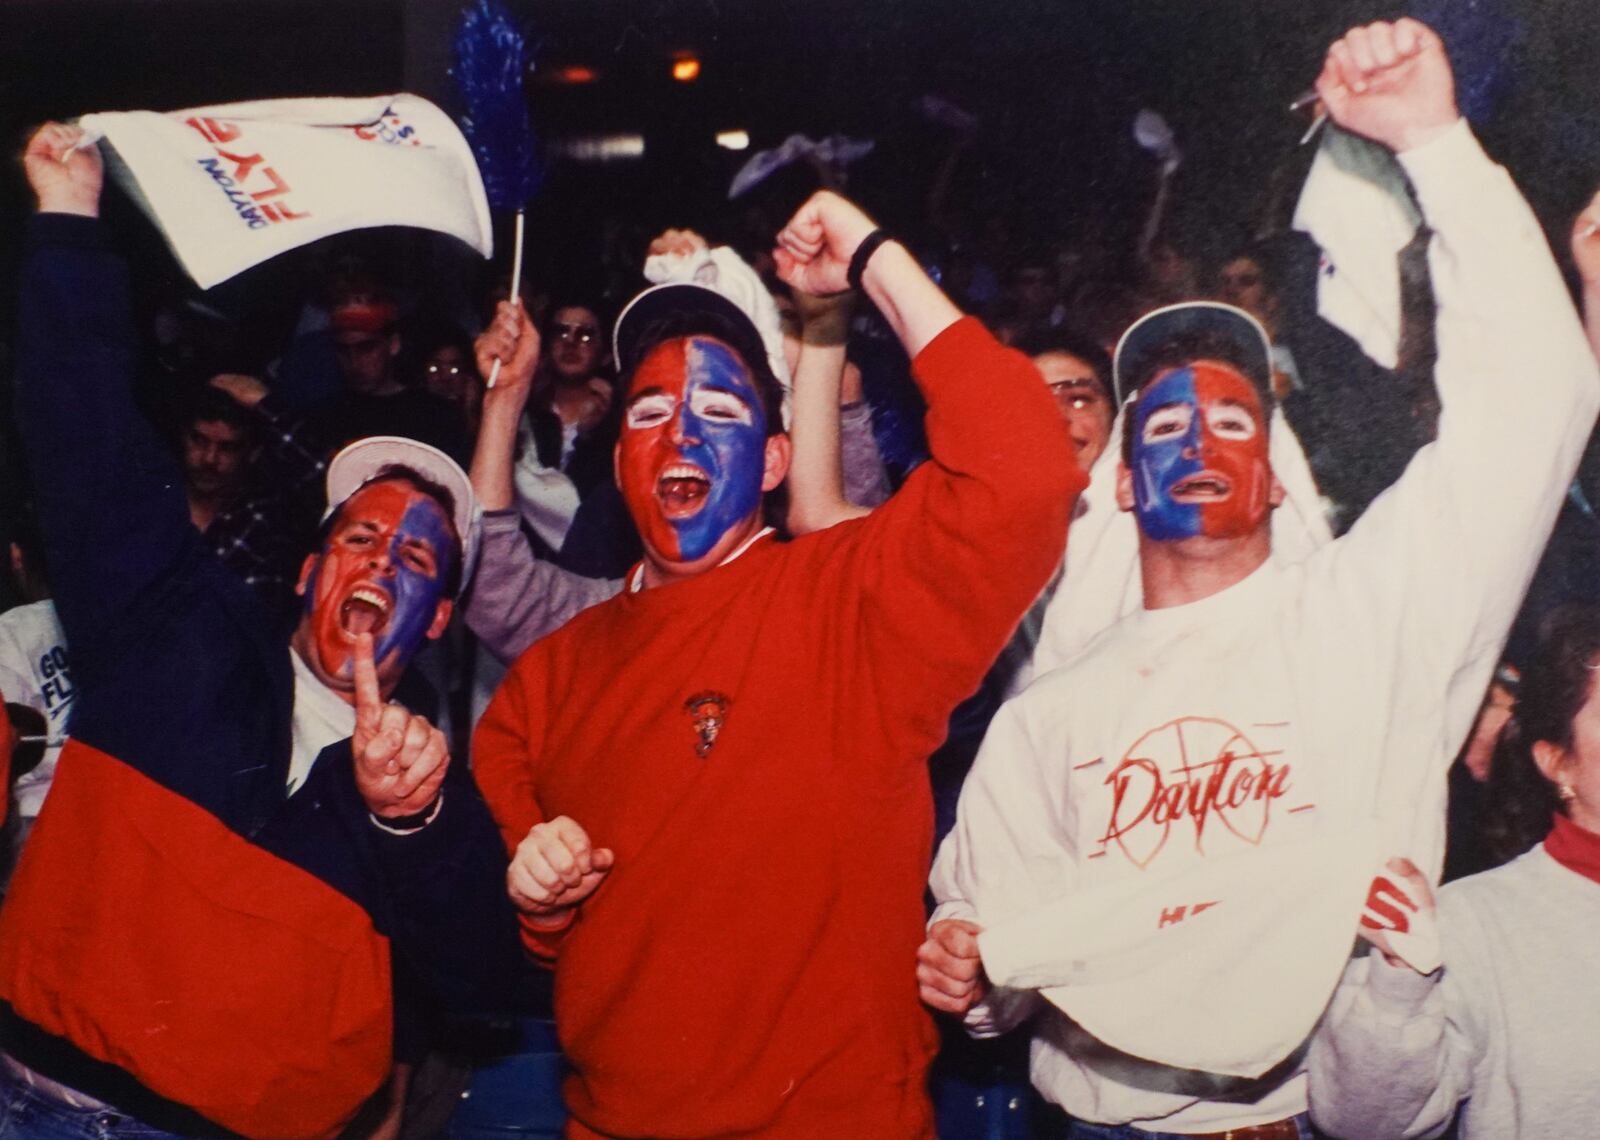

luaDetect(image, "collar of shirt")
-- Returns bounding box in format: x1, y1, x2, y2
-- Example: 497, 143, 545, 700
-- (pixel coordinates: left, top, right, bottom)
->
1544, 812, 1600, 887
288, 647, 356, 795
626, 526, 776, 594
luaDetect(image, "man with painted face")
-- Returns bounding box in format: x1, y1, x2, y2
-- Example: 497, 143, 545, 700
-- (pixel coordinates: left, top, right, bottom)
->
473, 189, 1083, 1138
923, 20, 1600, 1140
0, 123, 524, 1140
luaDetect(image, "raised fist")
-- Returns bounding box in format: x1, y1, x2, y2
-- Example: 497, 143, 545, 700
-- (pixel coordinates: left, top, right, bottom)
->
1315, 20, 1459, 155
475, 298, 540, 397
773, 190, 881, 297
23, 122, 104, 218
647, 227, 710, 261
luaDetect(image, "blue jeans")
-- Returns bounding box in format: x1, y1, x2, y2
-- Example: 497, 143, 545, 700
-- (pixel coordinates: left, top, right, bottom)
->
1067, 1117, 1311, 1140
0, 1068, 189, 1140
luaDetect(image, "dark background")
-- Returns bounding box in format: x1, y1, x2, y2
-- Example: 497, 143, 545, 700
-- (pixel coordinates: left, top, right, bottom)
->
2, 0, 1599, 315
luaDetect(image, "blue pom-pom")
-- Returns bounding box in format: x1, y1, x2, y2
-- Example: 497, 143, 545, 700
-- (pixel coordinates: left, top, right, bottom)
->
452, 0, 542, 210
1410, 0, 1522, 122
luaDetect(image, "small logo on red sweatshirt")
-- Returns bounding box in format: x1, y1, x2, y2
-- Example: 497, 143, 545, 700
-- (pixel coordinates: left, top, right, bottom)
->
685, 691, 731, 757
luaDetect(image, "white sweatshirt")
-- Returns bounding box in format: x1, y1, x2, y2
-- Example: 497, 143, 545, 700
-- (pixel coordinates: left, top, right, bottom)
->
0, 600, 73, 819
929, 121, 1600, 1132
1308, 844, 1600, 1139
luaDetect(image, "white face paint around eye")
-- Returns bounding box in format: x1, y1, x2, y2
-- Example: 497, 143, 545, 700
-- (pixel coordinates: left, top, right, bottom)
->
1206, 403, 1259, 441
1141, 403, 1194, 444
689, 388, 754, 425
627, 393, 677, 429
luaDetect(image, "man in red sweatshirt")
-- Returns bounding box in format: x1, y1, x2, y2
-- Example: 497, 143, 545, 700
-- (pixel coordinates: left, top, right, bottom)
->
473, 190, 1083, 1138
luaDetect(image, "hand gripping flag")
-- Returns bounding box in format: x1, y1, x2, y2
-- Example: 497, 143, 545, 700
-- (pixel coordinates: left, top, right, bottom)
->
78, 95, 493, 289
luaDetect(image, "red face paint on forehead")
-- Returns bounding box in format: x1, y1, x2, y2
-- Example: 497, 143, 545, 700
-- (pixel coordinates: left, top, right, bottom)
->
1185, 360, 1264, 421
303, 480, 455, 688
617, 335, 768, 567
628, 338, 691, 403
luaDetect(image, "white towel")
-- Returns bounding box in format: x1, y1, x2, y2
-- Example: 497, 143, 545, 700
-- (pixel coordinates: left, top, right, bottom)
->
1291, 125, 1421, 369
79, 94, 492, 290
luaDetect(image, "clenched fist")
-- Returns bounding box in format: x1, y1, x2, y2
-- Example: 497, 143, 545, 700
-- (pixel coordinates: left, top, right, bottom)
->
23, 122, 103, 218
916, 918, 990, 1016
773, 191, 881, 298
1314, 20, 1459, 155
475, 299, 540, 398
508, 815, 614, 923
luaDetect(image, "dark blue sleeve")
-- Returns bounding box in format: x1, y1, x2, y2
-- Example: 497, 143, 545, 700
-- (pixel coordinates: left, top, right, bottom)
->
13, 214, 203, 658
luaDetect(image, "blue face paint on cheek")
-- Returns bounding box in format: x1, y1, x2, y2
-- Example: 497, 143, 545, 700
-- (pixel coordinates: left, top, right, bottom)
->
373, 497, 455, 668
671, 339, 768, 562
1131, 369, 1204, 541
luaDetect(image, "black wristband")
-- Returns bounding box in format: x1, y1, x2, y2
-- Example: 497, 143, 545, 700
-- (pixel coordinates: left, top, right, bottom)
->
846, 228, 893, 293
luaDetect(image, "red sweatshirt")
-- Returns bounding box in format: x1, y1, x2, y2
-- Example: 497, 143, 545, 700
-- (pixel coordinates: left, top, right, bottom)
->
474, 318, 1082, 1138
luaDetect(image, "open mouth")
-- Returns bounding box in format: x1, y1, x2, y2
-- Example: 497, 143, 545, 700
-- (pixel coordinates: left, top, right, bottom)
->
656, 462, 711, 518
339, 585, 392, 640
1170, 472, 1233, 502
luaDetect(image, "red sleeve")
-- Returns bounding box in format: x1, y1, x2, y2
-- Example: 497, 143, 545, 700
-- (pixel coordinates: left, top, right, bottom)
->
852, 318, 1084, 741
471, 652, 570, 965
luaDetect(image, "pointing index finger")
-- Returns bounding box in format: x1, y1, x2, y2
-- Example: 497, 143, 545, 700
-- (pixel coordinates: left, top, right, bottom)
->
352, 631, 382, 727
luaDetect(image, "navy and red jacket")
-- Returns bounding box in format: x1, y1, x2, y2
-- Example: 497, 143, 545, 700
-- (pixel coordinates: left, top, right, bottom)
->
0, 213, 528, 1139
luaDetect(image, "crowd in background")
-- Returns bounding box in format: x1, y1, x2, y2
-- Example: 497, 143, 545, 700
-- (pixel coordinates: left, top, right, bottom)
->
0, 18, 1598, 1140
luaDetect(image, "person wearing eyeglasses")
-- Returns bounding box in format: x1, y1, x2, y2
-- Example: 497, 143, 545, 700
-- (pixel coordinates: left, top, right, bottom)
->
504, 298, 637, 578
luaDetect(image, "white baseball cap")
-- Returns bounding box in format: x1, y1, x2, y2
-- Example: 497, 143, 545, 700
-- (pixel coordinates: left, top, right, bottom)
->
323, 436, 482, 594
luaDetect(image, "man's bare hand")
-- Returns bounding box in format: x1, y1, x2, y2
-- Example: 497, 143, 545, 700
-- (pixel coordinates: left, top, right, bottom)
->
1573, 190, 1600, 288
475, 299, 540, 398
916, 918, 990, 1015
208, 372, 270, 409
1315, 20, 1459, 155
507, 816, 614, 920
351, 632, 449, 819
647, 227, 710, 260
23, 122, 103, 218
1359, 857, 1436, 970
773, 191, 880, 298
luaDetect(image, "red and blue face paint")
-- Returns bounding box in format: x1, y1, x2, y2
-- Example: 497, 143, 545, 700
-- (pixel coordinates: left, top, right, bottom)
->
618, 336, 769, 564
303, 480, 457, 683
1129, 362, 1272, 542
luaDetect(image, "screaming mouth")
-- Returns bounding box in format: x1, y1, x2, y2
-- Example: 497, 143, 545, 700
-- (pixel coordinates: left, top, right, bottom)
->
657, 462, 711, 518
1170, 473, 1233, 502
340, 585, 392, 640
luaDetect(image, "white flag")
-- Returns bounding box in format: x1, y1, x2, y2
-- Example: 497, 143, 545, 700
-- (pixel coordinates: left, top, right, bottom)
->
1291, 125, 1421, 369
79, 95, 493, 290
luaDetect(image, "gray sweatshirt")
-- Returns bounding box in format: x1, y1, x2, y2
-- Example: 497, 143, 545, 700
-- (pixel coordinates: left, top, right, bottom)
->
464, 508, 621, 664
1308, 843, 1600, 1139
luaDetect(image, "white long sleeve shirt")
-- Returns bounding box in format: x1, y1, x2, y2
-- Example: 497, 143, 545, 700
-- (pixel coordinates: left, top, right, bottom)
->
929, 121, 1600, 1132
